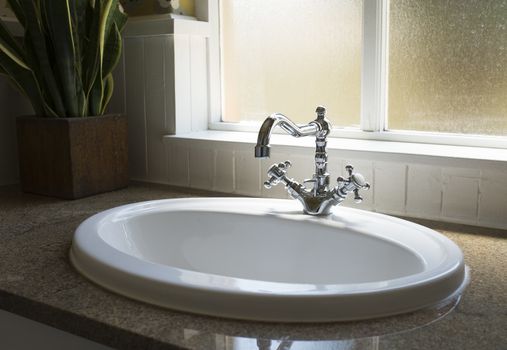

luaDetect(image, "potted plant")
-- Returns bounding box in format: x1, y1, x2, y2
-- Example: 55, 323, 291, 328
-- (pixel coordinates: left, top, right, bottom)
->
0, 0, 129, 199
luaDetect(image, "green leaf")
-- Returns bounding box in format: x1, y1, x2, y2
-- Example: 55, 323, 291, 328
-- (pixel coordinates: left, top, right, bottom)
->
0, 28, 29, 70
100, 73, 113, 114
88, 74, 103, 116
83, 0, 101, 97
0, 16, 24, 58
102, 22, 121, 79
0, 53, 46, 116
43, 0, 79, 117
98, 0, 117, 68
68, 0, 87, 73
6, 0, 26, 27
111, 4, 128, 33
20, 0, 66, 116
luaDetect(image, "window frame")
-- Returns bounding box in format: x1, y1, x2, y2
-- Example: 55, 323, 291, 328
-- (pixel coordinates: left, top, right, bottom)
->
207, 0, 507, 149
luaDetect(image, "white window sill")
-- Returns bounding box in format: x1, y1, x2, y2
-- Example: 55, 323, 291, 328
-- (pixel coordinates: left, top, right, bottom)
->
164, 130, 507, 164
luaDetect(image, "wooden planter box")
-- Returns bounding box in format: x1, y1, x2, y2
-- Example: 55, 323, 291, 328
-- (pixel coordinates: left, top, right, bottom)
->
16, 115, 129, 199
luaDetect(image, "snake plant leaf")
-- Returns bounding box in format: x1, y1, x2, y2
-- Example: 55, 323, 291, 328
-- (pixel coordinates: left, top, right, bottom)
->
102, 22, 121, 79
22, 32, 50, 109
99, 0, 120, 66
20, 0, 66, 117
0, 56, 45, 116
0, 35, 29, 70
86, 0, 116, 115
69, 0, 88, 71
68, 0, 88, 117
0, 16, 24, 58
0, 0, 126, 118
89, 73, 103, 116
111, 4, 128, 32
100, 73, 114, 115
6, 0, 26, 27
83, 0, 101, 97
43, 0, 79, 117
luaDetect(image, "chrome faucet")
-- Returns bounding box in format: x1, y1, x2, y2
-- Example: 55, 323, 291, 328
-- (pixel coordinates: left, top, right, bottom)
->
254, 106, 370, 215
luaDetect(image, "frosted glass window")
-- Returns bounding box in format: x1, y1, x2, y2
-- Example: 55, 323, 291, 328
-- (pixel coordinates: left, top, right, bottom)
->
389, 0, 507, 136
220, 0, 363, 126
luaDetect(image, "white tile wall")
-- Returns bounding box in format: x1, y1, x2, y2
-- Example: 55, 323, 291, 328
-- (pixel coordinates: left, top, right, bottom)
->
167, 141, 189, 187
189, 146, 214, 190
123, 33, 208, 182
406, 165, 443, 219
234, 148, 261, 197
441, 168, 480, 224
144, 36, 169, 183
124, 37, 147, 180
478, 169, 507, 228
160, 138, 507, 230
373, 162, 407, 215
213, 148, 234, 193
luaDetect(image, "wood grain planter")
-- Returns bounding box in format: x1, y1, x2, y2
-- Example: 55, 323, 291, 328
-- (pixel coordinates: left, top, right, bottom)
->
16, 115, 128, 199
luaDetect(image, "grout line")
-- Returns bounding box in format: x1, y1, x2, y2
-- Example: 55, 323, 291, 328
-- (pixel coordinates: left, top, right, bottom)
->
476, 169, 482, 222
404, 164, 409, 210
439, 167, 444, 217
141, 39, 149, 177
232, 150, 236, 193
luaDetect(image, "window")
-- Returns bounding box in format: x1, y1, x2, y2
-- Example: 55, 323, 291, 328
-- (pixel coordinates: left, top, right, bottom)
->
220, 0, 363, 126
214, 0, 507, 144
388, 0, 507, 136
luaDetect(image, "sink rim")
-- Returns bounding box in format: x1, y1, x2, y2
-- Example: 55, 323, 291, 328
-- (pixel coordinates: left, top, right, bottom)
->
70, 197, 468, 322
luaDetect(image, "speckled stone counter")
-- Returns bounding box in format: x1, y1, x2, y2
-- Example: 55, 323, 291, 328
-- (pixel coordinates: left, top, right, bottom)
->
0, 183, 505, 350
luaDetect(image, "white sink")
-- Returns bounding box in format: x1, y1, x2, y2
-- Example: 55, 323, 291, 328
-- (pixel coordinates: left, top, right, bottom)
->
70, 198, 468, 322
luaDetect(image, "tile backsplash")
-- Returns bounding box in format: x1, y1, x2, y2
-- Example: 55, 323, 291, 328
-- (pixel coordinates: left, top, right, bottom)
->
160, 138, 507, 230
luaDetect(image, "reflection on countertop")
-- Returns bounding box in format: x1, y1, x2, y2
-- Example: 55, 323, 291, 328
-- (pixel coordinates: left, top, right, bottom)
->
0, 183, 505, 350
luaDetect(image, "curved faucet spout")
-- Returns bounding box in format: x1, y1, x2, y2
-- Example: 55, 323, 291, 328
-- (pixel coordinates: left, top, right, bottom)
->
254, 113, 320, 158
255, 106, 370, 215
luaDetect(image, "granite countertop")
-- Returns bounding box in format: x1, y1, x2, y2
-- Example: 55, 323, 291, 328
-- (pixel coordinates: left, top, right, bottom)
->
0, 183, 505, 350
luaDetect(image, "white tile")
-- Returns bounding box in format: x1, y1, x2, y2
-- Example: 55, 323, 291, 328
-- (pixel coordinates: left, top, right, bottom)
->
406, 165, 442, 218
213, 149, 234, 193
442, 175, 479, 222
261, 151, 291, 199
190, 36, 208, 132
163, 36, 176, 134
234, 150, 261, 196
124, 38, 147, 180
189, 146, 213, 190
144, 36, 168, 183
374, 162, 407, 214
288, 153, 315, 183
478, 169, 507, 228
442, 167, 481, 178
167, 141, 189, 187
173, 35, 192, 133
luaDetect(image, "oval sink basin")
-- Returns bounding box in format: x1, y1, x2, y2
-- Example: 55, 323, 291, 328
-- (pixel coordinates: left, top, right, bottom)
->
70, 198, 467, 322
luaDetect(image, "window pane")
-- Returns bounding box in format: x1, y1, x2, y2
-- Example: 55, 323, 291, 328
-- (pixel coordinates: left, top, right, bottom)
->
389, 0, 507, 136
220, 0, 362, 126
